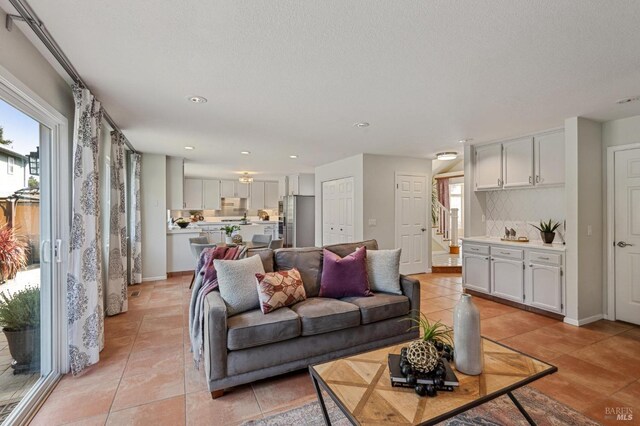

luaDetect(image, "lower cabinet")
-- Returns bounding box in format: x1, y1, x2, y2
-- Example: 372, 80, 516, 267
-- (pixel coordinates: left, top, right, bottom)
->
528, 263, 563, 313
491, 257, 524, 303
462, 241, 564, 315
462, 254, 490, 293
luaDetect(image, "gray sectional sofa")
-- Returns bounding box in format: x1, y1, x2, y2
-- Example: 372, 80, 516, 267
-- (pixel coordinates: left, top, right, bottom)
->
202, 240, 420, 398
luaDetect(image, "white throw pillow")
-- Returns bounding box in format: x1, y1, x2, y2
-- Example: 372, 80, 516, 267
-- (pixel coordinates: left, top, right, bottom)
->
215, 255, 265, 316
366, 249, 402, 295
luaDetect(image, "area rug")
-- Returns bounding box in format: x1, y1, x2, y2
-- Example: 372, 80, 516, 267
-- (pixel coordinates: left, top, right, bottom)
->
244, 386, 598, 425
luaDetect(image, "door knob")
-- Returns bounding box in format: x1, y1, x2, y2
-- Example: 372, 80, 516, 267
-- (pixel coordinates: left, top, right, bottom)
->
617, 241, 634, 248
421, 228, 426, 232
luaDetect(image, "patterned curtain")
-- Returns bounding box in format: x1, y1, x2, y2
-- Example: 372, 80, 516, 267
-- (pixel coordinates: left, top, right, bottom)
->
105, 131, 128, 315
130, 153, 142, 284
67, 84, 104, 375
436, 177, 450, 210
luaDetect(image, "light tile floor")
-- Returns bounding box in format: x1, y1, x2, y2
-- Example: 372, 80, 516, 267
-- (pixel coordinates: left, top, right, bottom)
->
431, 252, 462, 267
29, 273, 639, 425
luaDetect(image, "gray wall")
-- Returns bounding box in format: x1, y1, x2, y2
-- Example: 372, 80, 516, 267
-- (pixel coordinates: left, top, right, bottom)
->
362, 154, 432, 251
141, 153, 167, 280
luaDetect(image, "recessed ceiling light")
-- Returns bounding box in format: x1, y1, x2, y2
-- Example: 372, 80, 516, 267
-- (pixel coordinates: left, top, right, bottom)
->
459, 138, 473, 144
436, 152, 458, 161
188, 96, 208, 104
289, 155, 298, 159
241, 151, 251, 155
184, 146, 195, 150
354, 122, 370, 128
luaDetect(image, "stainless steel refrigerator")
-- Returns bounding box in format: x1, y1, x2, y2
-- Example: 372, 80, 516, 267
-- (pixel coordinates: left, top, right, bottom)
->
281, 195, 315, 248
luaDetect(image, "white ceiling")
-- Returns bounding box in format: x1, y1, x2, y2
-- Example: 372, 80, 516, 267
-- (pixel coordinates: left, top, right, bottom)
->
17, 1, 640, 179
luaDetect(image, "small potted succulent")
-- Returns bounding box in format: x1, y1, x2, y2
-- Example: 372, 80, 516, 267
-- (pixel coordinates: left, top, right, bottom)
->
401, 312, 453, 397
0, 286, 40, 373
0, 225, 29, 283
222, 225, 240, 244
531, 219, 561, 244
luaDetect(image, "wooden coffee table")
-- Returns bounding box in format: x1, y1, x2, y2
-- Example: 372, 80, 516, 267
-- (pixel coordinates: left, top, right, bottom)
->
309, 337, 557, 425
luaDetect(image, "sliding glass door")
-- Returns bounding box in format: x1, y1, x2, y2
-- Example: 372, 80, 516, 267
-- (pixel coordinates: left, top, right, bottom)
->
0, 72, 68, 425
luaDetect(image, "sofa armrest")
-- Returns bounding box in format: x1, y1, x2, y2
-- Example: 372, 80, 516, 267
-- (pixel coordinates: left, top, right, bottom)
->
400, 275, 421, 321
203, 291, 228, 382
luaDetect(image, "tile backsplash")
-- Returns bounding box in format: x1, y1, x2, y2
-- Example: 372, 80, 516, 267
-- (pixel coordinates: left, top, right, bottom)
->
485, 187, 565, 242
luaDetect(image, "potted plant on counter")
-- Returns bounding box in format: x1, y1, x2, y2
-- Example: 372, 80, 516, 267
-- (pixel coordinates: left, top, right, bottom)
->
531, 219, 561, 244
0, 286, 40, 373
0, 224, 29, 284
222, 225, 240, 244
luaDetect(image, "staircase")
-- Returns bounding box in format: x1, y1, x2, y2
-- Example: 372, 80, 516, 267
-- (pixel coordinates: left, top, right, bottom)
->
432, 202, 462, 273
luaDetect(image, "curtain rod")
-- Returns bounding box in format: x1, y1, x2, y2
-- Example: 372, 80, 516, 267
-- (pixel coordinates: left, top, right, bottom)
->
7, 0, 138, 154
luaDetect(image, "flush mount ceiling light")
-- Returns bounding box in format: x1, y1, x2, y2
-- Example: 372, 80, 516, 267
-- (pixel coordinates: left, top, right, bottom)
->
239, 172, 254, 183
289, 155, 298, 159
436, 152, 458, 161
188, 96, 208, 104
616, 96, 640, 104
240, 151, 251, 155
353, 122, 370, 128
184, 146, 195, 150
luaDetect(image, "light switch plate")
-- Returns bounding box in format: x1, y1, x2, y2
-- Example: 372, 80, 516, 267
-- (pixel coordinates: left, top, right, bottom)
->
368, 218, 377, 226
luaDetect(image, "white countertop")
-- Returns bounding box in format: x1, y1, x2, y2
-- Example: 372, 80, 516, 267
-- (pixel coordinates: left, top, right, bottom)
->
461, 236, 566, 252
167, 228, 202, 234
192, 221, 278, 226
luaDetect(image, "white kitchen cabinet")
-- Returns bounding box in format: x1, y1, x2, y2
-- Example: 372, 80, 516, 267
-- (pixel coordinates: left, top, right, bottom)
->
166, 157, 184, 210
534, 131, 565, 186
462, 254, 491, 294
250, 181, 265, 210
287, 174, 299, 195
184, 178, 203, 209
474, 144, 503, 190
288, 174, 315, 195
278, 176, 288, 200
203, 179, 221, 210
265, 182, 279, 209
221, 180, 236, 198
491, 257, 524, 302
528, 262, 563, 313
220, 180, 249, 198
502, 137, 534, 188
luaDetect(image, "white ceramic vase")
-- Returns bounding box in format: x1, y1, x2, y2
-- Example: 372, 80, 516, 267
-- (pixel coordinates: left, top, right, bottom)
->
453, 293, 483, 375
225, 236, 233, 244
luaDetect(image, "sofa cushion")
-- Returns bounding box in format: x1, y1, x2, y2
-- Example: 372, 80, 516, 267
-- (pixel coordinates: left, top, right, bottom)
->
319, 247, 372, 298
366, 249, 402, 295
215, 255, 265, 316
290, 298, 361, 336
247, 248, 274, 273
227, 307, 300, 350
274, 248, 323, 297
256, 268, 307, 314
323, 239, 378, 258
341, 293, 410, 325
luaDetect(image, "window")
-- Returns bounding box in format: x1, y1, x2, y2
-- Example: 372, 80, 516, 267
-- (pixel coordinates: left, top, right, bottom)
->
449, 181, 464, 231
7, 156, 14, 174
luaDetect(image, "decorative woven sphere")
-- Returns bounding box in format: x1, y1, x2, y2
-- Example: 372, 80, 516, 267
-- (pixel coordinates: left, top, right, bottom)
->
406, 340, 439, 373
232, 234, 243, 244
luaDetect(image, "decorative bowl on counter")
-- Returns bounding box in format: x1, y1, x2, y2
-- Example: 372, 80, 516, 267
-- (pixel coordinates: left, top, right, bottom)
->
175, 219, 190, 229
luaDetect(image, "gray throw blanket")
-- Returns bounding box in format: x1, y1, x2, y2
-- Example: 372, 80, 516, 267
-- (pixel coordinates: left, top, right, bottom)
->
188, 246, 246, 368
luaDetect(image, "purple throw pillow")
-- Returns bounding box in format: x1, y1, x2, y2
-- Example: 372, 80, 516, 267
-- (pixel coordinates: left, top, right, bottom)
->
319, 246, 372, 298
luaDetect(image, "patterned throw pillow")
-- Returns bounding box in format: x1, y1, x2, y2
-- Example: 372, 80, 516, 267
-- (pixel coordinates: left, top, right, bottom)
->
256, 268, 307, 314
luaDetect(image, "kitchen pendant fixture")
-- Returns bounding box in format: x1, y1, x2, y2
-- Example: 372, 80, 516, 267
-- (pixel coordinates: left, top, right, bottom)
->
436, 152, 458, 160
239, 173, 253, 183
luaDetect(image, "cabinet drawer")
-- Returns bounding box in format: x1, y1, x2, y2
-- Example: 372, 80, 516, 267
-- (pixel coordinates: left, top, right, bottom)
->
529, 251, 562, 265
463, 244, 489, 255
490, 247, 523, 260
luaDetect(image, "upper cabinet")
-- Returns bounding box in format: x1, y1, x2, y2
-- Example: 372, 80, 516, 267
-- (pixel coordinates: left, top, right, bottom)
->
287, 174, 315, 196
250, 181, 265, 210
534, 131, 565, 186
166, 157, 184, 210
184, 178, 204, 209
474, 144, 503, 190
220, 180, 249, 198
474, 130, 564, 191
502, 137, 533, 188
265, 182, 279, 209
203, 180, 221, 210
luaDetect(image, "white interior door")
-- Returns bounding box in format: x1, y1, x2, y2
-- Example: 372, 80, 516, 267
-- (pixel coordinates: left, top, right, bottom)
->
337, 177, 354, 243
396, 174, 428, 274
615, 148, 640, 325
322, 177, 354, 245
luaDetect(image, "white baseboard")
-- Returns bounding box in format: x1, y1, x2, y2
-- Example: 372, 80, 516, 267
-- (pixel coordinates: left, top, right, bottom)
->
563, 314, 603, 327
142, 275, 167, 282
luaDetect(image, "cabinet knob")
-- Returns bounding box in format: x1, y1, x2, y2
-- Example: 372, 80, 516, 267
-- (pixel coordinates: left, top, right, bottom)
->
536, 175, 540, 183
529, 176, 532, 184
